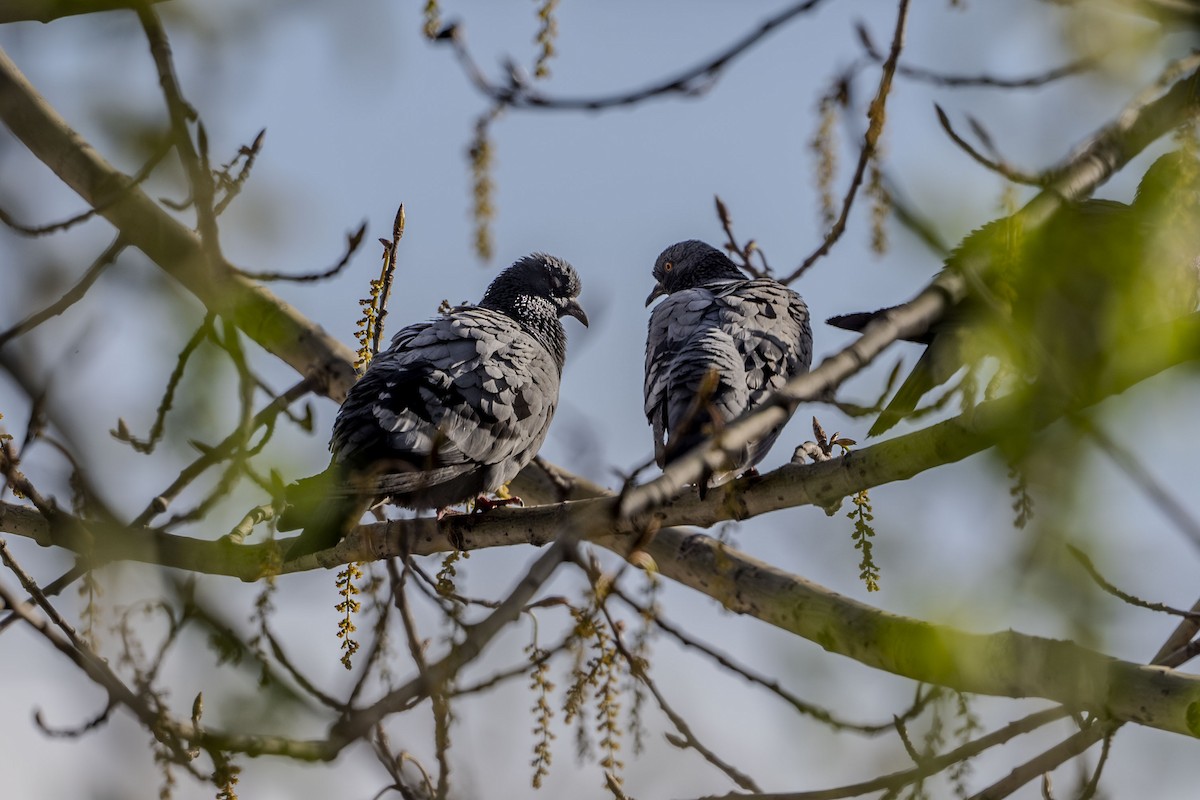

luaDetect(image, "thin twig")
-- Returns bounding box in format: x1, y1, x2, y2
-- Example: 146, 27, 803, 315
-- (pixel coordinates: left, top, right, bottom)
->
328, 538, 571, 751
585, 554, 761, 792
694, 707, 1071, 800
113, 313, 215, 455
934, 104, 1045, 185
213, 128, 266, 215
784, 0, 912, 283
0, 139, 171, 236
442, 0, 831, 111
133, 378, 312, 525
262, 626, 347, 710
449, 634, 569, 697
613, 584, 936, 735
372, 205, 406, 355
1067, 544, 1200, 619
236, 222, 366, 282
963, 721, 1108, 800
138, 6, 223, 263
1075, 415, 1200, 552
857, 22, 1095, 89
33, 700, 116, 738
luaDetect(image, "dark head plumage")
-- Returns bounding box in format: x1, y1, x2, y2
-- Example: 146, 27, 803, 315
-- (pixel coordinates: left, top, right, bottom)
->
645, 240, 746, 306
481, 253, 588, 371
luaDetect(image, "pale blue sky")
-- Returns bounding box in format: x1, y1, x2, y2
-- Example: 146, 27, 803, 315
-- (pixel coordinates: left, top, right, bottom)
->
1, 2, 1199, 798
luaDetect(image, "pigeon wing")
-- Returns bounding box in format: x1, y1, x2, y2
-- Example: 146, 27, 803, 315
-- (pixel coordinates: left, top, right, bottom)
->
330, 307, 559, 503
645, 287, 725, 464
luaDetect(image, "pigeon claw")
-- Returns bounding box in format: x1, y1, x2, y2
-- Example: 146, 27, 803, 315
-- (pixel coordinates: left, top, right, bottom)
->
473, 494, 524, 513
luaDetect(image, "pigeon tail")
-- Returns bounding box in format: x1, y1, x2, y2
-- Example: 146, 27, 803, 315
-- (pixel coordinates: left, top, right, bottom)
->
826, 306, 937, 345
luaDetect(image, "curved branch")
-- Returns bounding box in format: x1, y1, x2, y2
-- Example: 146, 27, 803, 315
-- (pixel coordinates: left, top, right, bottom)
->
5, 312, 1200, 744
0, 0, 164, 24
855, 21, 1096, 89
630, 61, 1200, 512
934, 104, 1044, 185
784, 0, 912, 283
699, 707, 1072, 800
4, 308, 1200, 573
633, 529, 1200, 739
441, 0, 831, 111
0, 47, 359, 402
0, 235, 125, 348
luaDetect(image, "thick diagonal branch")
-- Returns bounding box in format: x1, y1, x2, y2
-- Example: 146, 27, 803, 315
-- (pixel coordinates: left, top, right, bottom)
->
0, 47, 358, 401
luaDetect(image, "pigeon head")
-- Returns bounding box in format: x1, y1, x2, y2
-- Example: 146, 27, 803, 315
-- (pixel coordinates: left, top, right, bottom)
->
646, 240, 745, 306
481, 253, 588, 370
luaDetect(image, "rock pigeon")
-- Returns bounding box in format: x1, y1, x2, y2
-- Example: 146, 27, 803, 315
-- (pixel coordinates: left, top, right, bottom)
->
828, 150, 1200, 437
280, 253, 587, 558
644, 240, 813, 486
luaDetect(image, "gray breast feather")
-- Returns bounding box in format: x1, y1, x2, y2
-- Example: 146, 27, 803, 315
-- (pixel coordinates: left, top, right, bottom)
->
645, 278, 812, 474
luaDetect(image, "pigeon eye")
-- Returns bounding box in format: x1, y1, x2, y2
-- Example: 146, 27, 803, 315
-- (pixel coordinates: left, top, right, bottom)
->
663, 261, 674, 272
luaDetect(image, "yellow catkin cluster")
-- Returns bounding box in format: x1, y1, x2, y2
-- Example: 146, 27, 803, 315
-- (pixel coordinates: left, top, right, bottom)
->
422, 0, 441, 38
811, 95, 840, 228
470, 111, 500, 261
849, 489, 880, 592
335, 562, 363, 670
868, 159, 891, 255
533, 0, 560, 79
528, 643, 556, 788
355, 278, 384, 373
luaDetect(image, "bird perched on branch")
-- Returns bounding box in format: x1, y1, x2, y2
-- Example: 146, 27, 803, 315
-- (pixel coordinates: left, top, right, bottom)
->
644, 240, 812, 489
279, 253, 588, 558
828, 150, 1200, 437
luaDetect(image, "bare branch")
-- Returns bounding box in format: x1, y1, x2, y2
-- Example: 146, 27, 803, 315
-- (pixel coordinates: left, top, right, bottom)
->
441, 0, 831, 111
138, 6, 222, 262
326, 538, 571, 750
962, 723, 1112, 800
0, 138, 171, 236
784, 0, 912, 283
628, 60, 1200, 513
596, 590, 761, 792
612, 585, 934, 736
856, 21, 1096, 89
0, 0, 165, 25
236, 222, 367, 283
1068, 545, 1200, 618
0, 47, 359, 401
696, 707, 1071, 800
0, 236, 126, 349
934, 104, 1044, 185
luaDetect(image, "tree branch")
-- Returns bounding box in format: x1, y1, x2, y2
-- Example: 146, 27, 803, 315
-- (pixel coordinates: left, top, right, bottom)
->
440, 0, 831, 111
0, 46, 358, 401
621, 60, 1200, 515
6, 307, 1200, 739
698, 707, 1072, 800
0, 0, 165, 25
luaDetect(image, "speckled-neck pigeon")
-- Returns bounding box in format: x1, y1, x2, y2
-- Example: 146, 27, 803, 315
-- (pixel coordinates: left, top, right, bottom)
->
280, 253, 587, 558
828, 150, 1200, 437
644, 240, 813, 486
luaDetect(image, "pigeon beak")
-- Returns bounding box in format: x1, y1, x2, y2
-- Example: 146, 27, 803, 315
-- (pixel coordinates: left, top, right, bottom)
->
562, 298, 589, 327
645, 282, 666, 307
